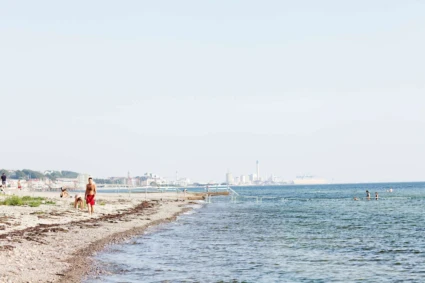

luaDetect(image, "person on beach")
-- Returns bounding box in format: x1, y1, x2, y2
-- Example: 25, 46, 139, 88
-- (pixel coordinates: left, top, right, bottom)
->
74, 194, 84, 210
366, 190, 371, 200
375, 192, 379, 200
85, 177, 96, 215
1, 173, 6, 188
17, 180, 21, 190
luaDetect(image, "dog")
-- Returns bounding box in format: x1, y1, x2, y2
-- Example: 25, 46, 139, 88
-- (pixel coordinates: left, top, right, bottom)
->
60, 188, 69, 198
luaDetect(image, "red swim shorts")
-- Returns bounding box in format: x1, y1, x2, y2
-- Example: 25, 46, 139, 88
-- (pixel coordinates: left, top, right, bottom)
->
86, 195, 95, 205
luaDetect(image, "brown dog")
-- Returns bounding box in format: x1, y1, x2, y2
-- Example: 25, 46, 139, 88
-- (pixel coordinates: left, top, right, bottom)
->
60, 188, 69, 198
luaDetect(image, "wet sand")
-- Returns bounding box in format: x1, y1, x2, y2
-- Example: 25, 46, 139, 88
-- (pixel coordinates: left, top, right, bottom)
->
0, 190, 198, 283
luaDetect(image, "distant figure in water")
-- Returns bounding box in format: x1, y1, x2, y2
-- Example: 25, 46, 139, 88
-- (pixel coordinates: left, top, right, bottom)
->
389, 188, 393, 193
353, 197, 359, 201
375, 192, 379, 200
366, 190, 371, 200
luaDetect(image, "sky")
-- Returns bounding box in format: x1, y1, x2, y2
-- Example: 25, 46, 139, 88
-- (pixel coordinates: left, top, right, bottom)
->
1, 0, 424, 183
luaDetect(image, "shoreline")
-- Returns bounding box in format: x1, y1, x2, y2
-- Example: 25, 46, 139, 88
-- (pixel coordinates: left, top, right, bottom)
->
0, 190, 200, 283
61, 206, 193, 283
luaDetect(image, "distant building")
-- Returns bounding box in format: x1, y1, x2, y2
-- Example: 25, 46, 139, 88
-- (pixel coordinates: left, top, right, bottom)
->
240, 175, 247, 184
128, 178, 140, 186
77, 173, 90, 189
249, 174, 257, 182
292, 175, 327, 185
226, 172, 234, 185
139, 172, 166, 186
172, 178, 191, 187
256, 160, 260, 181
55, 178, 78, 189
109, 177, 127, 185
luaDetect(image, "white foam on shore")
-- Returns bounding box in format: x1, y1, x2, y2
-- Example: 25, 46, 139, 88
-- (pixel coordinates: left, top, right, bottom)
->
182, 202, 205, 215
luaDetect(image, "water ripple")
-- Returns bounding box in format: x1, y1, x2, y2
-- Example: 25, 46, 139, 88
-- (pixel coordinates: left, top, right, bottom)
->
87, 183, 425, 283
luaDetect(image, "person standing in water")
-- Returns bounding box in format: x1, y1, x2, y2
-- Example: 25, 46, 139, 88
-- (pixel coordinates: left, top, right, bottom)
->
85, 177, 97, 215
366, 190, 371, 200
375, 192, 379, 200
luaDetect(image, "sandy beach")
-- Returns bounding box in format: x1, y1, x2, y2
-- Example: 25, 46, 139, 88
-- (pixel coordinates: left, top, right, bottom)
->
0, 189, 199, 283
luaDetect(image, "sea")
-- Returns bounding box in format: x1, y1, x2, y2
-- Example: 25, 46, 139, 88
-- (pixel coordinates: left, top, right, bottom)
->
86, 183, 425, 283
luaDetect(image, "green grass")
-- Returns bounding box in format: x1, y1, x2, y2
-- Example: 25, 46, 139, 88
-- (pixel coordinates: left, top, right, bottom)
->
1, 196, 23, 206
28, 201, 41, 207
21, 196, 44, 201
0, 196, 50, 207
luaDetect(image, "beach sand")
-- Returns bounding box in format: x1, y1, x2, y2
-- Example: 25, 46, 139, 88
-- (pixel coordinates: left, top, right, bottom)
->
0, 189, 199, 283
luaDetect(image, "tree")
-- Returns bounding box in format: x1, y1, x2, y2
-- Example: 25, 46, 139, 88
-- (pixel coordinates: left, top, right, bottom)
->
22, 169, 45, 179
61, 171, 79, 178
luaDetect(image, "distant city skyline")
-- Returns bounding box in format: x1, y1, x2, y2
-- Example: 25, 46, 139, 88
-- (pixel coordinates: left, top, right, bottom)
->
1, 1, 425, 183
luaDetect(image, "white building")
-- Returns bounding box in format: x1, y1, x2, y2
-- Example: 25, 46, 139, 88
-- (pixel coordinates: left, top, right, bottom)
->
55, 178, 78, 189
240, 175, 247, 184
249, 174, 257, 182
172, 178, 191, 187
77, 174, 90, 189
140, 173, 167, 187
292, 175, 328, 185
226, 172, 234, 185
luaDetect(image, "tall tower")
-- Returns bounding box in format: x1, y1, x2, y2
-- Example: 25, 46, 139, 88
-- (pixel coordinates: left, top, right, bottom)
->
256, 160, 260, 181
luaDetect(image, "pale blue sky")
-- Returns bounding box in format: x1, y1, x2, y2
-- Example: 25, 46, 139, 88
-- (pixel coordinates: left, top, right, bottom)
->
1, 0, 424, 182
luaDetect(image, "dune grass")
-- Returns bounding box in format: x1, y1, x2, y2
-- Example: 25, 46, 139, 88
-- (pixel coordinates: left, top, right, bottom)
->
0, 196, 54, 207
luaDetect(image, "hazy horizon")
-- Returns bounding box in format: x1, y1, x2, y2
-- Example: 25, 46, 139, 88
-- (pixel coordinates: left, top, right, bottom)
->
1, 1, 424, 183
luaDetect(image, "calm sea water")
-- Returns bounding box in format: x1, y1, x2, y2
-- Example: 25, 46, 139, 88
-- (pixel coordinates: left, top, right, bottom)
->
87, 183, 425, 283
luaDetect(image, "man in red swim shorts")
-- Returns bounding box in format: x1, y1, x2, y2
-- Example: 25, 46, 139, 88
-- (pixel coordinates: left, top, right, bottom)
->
85, 177, 97, 215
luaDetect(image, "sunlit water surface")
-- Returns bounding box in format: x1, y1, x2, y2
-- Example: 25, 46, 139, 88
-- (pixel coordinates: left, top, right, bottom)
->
86, 183, 425, 283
